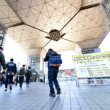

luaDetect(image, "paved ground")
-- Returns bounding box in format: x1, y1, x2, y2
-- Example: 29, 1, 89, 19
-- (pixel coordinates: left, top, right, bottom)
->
0, 81, 110, 110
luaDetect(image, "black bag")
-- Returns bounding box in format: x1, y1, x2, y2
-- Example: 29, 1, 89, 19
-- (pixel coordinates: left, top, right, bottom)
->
20, 68, 25, 75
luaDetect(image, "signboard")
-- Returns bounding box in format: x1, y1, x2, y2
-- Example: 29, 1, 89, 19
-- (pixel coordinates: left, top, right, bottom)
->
73, 52, 110, 78
65, 69, 71, 75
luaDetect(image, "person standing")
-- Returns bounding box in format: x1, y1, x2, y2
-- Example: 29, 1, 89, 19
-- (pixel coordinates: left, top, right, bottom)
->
25, 67, 32, 87
44, 49, 61, 97
19, 65, 26, 88
5, 58, 17, 91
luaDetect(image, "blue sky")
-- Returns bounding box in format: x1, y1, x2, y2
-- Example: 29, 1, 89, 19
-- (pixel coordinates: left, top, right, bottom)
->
99, 32, 110, 52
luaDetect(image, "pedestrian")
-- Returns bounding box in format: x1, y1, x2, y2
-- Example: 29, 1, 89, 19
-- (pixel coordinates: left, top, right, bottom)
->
44, 49, 62, 97
25, 67, 32, 87
5, 58, 17, 91
0, 46, 6, 73
19, 65, 26, 88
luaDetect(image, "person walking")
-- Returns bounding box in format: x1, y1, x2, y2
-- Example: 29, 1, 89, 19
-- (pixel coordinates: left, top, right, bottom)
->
5, 58, 17, 91
0, 46, 6, 86
25, 67, 32, 87
19, 65, 26, 88
0, 46, 6, 73
44, 49, 62, 97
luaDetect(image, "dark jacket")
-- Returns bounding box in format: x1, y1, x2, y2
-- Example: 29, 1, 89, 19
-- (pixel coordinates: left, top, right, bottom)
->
25, 69, 32, 77
6, 61, 17, 75
0, 52, 6, 70
44, 50, 59, 69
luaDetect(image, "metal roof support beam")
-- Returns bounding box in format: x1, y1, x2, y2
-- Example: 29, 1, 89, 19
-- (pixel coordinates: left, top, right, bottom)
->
60, 3, 100, 31
80, 3, 100, 10
8, 22, 25, 28
25, 24, 49, 34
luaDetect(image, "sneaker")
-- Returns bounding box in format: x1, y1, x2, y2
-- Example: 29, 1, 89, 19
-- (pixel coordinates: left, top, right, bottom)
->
49, 93, 56, 97
57, 89, 61, 95
10, 86, 12, 90
4, 88, 7, 91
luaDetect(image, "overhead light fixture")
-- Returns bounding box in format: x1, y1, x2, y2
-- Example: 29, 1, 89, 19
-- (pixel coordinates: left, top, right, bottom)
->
46, 29, 65, 41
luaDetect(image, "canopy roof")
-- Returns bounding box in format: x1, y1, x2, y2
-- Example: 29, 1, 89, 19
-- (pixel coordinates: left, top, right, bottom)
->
0, 0, 109, 57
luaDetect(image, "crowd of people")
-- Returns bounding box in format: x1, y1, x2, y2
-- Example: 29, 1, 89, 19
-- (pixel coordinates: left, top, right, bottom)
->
0, 46, 32, 91
0, 47, 62, 97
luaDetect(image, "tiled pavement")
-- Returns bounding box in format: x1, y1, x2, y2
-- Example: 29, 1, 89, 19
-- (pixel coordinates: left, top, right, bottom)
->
0, 81, 110, 110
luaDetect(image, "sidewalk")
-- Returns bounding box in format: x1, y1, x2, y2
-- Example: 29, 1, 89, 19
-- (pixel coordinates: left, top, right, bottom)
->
0, 81, 110, 110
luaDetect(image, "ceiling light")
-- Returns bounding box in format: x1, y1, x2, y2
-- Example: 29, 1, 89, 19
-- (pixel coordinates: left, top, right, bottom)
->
46, 29, 65, 41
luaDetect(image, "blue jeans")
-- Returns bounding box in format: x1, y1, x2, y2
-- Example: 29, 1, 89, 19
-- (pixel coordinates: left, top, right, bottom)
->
0, 81, 2, 85
5, 75, 13, 88
26, 77, 30, 85
16, 76, 18, 85
48, 68, 60, 93
0, 76, 3, 85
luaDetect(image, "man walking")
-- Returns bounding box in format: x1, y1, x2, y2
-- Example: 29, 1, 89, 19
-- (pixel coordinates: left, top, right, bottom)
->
25, 67, 32, 87
0, 46, 6, 73
44, 49, 62, 97
19, 65, 26, 88
0, 46, 6, 86
5, 58, 17, 91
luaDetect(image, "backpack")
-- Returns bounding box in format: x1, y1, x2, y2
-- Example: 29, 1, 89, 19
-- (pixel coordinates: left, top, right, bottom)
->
49, 52, 62, 67
26, 70, 31, 77
19, 68, 25, 75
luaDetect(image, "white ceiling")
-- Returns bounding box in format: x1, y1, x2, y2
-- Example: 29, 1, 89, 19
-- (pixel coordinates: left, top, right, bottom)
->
0, 0, 108, 57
